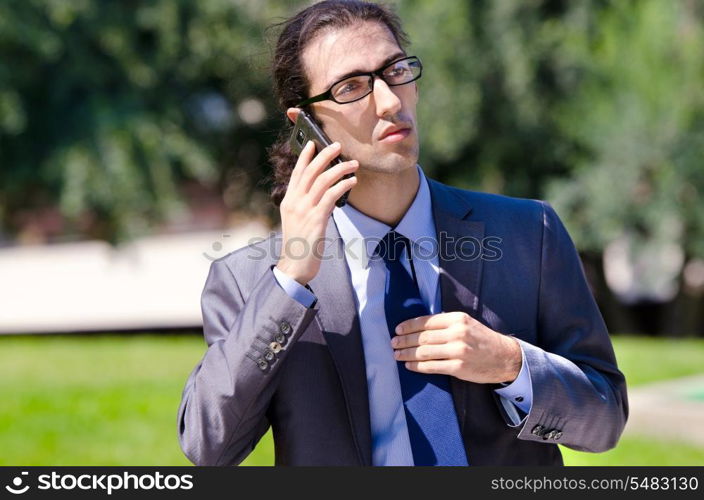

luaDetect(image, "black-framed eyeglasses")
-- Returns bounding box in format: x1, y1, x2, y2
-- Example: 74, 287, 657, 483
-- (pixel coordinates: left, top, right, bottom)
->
296, 56, 422, 107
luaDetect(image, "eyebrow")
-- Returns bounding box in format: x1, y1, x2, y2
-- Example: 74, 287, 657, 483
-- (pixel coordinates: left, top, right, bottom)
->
324, 51, 407, 89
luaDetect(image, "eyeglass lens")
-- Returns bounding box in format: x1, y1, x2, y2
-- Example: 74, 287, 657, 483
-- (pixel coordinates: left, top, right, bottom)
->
330, 57, 421, 103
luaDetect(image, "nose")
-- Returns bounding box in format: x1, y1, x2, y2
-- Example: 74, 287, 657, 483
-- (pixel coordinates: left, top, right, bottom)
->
372, 78, 402, 118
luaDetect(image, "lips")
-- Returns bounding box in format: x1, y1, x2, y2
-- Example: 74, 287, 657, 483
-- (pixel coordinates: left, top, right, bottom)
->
378, 125, 412, 142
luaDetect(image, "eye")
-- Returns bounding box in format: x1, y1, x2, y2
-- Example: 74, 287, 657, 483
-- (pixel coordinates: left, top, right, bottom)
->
385, 63, 411, 80
337, 81, 362, 95
332, 76, 370, 100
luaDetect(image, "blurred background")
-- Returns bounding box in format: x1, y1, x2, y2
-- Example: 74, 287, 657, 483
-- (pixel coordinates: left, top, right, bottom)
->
1, 0, 702, 465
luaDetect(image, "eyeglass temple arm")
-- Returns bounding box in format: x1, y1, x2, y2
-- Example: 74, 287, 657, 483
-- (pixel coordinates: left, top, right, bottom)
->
296, 92, 330, 108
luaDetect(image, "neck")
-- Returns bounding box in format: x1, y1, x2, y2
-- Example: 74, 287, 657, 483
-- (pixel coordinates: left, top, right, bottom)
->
345, 165, 420, 227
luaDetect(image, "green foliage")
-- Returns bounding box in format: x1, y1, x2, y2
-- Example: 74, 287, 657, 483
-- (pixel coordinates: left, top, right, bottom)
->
547, 0, 704, 257
2, 0, 703, 259
0, 0, 290, 241
400, 0, 595, 195
400, 0, 704, 263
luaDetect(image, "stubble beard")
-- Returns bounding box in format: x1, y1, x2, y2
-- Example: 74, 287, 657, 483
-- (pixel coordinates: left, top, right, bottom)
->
356, 137, 420, 176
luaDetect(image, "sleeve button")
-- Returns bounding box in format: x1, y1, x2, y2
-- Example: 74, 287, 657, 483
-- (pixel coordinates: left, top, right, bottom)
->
270, 341, 283, 354
275, 333, 286, 344
279, 321, 292, 335
256, 358, 268, 371
531, 425, 545, 436
263, 349, 275, 361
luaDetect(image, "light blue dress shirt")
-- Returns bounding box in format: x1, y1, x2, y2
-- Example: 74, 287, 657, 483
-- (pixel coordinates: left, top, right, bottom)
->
272, 166, 532, 465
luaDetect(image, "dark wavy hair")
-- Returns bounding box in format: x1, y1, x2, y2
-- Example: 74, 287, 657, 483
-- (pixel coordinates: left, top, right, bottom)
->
268, 0, 409, 206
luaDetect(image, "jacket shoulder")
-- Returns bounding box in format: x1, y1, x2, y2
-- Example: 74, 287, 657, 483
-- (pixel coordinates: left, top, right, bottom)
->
430, 179, 548, 225
209, 230, 281, 281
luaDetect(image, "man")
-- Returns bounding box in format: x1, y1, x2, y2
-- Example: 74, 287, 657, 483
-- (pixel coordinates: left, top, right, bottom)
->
178, 0, 627, 466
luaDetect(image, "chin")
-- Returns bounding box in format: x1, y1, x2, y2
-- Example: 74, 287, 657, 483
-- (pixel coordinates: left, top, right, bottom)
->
357, 144, 419, 175
359, 158, 417, 175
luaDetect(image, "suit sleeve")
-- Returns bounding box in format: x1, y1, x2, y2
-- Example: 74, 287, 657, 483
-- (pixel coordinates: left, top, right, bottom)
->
177, 258, 318, 465
514, 202, 628, 452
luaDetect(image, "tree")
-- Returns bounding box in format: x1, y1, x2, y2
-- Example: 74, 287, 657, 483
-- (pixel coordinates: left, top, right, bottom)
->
0, 0, 293, 242
546, 0, 704, 306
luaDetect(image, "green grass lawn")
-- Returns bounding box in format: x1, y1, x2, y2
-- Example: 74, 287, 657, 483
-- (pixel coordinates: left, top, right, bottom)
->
0, 334, 199, 465
0, 333, 702, 466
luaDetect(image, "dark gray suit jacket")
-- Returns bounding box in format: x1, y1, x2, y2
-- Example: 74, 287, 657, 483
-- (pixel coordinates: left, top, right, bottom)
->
177, 179, 628, 465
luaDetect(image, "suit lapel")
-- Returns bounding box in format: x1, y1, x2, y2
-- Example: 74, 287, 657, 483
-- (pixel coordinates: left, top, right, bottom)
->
308, 219, 372, 465
304, 179, 485, 463
428, 179, 485, 437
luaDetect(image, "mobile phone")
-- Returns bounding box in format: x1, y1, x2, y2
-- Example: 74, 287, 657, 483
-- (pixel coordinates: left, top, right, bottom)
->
289, 110, 354, 207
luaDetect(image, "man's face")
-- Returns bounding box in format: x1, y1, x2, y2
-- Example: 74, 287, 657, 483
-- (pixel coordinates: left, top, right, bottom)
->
300, 21, 419, 175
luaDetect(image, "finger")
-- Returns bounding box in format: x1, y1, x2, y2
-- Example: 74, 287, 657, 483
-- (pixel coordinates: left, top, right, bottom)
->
404, 359, 462, 376
395, 311, 475, 335
391, 328, 457, 349
318, 175, 357, 212
393, 314, 434, 335
309, 160, 359, 204
298, 142, 342, 193
394, 343, 461, 362
288, 140, 316, 192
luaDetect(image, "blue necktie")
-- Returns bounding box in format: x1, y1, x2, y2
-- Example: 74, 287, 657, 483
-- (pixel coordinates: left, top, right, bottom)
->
377, 230, 468, 466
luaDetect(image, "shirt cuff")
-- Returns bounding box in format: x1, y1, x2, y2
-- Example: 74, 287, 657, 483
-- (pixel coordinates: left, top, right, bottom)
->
272, 267, 317, 308
494, 343, 533, 421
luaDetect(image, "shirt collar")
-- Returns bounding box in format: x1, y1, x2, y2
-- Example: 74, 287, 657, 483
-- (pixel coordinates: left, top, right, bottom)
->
332, 165, 437, 269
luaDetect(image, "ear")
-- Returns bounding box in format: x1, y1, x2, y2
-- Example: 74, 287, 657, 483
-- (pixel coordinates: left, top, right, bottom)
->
286, 107, 301, 124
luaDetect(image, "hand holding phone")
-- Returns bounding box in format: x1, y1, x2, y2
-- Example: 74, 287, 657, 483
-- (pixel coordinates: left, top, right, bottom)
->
275, 110, 359, 285
289, 110, 355, 207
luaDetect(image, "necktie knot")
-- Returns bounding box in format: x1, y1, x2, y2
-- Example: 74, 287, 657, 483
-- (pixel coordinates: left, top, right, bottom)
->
376, 230, 410, 264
